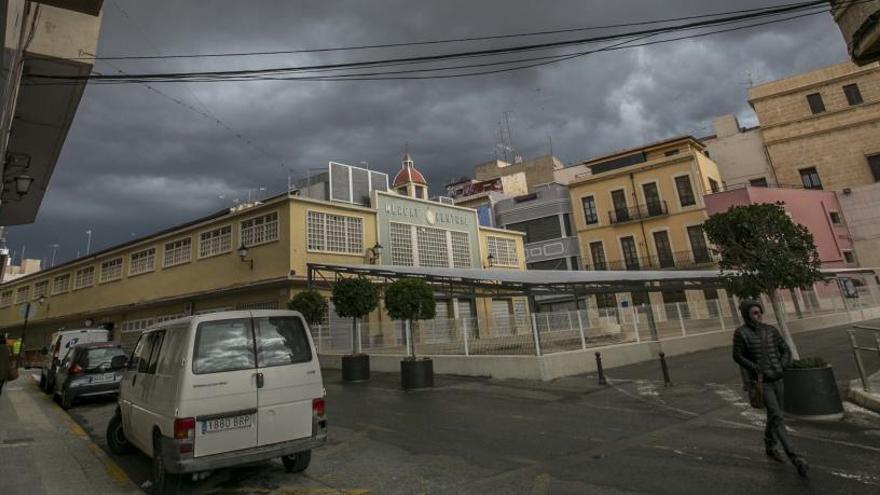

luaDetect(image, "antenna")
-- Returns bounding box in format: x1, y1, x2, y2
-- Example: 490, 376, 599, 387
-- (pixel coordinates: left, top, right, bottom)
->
546, 128, 554, 157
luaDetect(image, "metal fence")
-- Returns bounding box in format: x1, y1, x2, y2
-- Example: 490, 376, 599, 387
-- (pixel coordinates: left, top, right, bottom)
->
311, 285, 880, 358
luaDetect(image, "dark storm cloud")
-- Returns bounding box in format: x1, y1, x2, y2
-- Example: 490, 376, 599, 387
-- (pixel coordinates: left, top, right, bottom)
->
4, 0, 848, 265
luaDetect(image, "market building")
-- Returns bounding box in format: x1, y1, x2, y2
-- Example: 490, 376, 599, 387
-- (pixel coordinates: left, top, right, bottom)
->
0, 157, 527, 351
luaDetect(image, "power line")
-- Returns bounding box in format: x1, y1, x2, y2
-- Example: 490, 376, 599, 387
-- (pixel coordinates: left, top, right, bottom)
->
25, 0, 834, 84
61, 0, 839, 62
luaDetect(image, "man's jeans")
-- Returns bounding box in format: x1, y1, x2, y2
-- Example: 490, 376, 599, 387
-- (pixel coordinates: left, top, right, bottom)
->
763, 379, 796, 458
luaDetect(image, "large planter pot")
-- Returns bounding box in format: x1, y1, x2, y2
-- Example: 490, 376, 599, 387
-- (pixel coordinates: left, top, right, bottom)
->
401, 358, 434, 390
341, 354, 371, 382
783, 365, 844, 421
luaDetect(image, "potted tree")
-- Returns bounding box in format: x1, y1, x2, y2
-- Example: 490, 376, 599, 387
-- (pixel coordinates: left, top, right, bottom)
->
384, 278, 436, 390
331, 276, 379, 382
704, 203, 843, 420
288, 289, 329, 345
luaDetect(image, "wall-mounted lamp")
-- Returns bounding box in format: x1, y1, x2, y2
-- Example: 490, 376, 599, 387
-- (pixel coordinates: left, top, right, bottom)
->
238, 244, 253, 270
368, 242, 384, 264
13, 175, 34, 195
486, 253, 496, 268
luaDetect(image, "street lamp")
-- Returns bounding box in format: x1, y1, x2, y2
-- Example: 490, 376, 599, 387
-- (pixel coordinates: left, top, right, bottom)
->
13, 175, 34, 195
16, 295, 46, 368
368, 242, 383, 264
238, 244, 253, 270
486, 253, 496, 268
85, 230, 92, 255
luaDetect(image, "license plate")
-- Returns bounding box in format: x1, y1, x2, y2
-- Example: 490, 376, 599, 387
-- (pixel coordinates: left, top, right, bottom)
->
90, 373, 114, 384
201, 414, 253, 434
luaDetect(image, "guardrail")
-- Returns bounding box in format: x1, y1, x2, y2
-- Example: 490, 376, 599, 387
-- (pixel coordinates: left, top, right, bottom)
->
848, 325, 880, 392
608, 201, 669, 224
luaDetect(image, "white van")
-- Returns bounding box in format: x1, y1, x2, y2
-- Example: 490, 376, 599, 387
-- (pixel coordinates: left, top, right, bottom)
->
106, 310, 326, 494
39, 328, 110, 393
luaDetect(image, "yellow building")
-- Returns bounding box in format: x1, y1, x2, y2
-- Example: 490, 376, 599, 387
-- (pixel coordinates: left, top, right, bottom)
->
567, 136, 725, 311
0, 158, 526, 350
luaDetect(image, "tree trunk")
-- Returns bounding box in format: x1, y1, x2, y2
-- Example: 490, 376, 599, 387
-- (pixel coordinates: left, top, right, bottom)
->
407, 320, 416, 360
351, 317, 358, 355
768, 290, 800, 360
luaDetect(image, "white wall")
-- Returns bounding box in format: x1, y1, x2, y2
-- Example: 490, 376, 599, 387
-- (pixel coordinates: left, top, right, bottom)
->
703, 115, 776, 188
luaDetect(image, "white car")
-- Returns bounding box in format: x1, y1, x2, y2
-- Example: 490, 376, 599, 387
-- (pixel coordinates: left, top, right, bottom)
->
106, 310, 327, 494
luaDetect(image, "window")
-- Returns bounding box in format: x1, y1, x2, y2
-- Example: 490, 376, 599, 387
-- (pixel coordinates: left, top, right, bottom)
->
73, 266, 95, 290
749, 177, 769, 187
708, 178, 720, 193
843, 84, 863, 106
829, 211, 842, 225
527, 259, 567, 270
869, 154, 880, 182
664, 149, 680, 157
34, 281, 49, 299
562, 214, 572, 237
193, 318, 255, 374
506, 216, 562, 243
487, 236, 518, 266
843, 251, 856, 264
687, 225, 712, 263
674, 176, 696, 207
451, 231, 471, 268
581, 196, 599, 225
589, 241, 606, 270
53, 274, 70, 294
129, 248, 156, 275
240, 211, 279, 247
620, 236, 639, 270
417, 226, 450, 268
15, 286, 30, 303
198, 225, 232, 258
390, 222, 414, 266
146, 331, 166, 374
806, 93, 825, 114
131, 334, 152, 372
99, 258, 123, 283
799, 167, 823, 190
653, 231, 675, 268
610, 189, 629, 222
0, 291, 11, 307
254, 316, 312, 367
306, 211, 363, 255
121, 317, 155, 333
163, 237, 192, 267
642, 182, 663, 216
80, 347, 127, 371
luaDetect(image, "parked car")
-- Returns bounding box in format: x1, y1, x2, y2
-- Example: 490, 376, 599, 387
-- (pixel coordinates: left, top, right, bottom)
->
106, 310, 327, 495
53, 342, 127, 409
39, 328, 110, 394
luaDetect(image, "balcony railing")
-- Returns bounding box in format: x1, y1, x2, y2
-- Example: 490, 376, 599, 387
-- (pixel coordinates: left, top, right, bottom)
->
608, 201, 668, 224
587, 249, 718, 271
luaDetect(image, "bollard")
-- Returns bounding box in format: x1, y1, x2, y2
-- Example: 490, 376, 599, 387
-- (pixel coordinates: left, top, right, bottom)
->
659, 352, 672, 387
595, 352, 608, 385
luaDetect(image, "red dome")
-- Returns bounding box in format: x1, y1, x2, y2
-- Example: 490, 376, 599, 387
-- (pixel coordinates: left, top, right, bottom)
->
392, 166, 427, 188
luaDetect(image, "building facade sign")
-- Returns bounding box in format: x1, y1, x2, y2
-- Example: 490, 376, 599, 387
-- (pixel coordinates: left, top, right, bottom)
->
375, 191, 480, 267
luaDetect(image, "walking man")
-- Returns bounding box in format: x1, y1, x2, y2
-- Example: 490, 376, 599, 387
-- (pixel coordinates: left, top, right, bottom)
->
732, 299, 809, 477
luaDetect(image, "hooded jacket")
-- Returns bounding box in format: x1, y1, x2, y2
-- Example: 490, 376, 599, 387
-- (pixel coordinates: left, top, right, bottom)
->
0, 340, 10, 381
732, 300, 791, 382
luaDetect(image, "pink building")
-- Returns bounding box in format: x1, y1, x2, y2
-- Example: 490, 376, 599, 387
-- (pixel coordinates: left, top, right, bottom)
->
704, 186, 857, 268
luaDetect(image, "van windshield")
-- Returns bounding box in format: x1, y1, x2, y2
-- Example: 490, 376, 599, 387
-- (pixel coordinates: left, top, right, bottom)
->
255, 316, 312, 367
193, 318, 255, 374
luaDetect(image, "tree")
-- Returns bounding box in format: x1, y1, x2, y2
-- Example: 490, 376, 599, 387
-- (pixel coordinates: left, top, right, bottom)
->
384, 278, 436, 360
288, 290, 328, 326
331, 276, 379, 354
703, 203, 825, 359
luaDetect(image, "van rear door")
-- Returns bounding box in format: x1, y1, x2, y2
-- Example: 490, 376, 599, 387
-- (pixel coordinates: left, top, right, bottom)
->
189, 317, 259, 457
253, 313, 322, 446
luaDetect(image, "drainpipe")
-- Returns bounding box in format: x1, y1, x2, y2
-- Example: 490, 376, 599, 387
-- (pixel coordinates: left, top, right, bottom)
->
630, 172, 651, 267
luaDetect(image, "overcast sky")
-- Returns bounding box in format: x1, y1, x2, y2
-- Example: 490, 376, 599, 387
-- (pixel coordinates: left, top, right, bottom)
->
5, 0, 848, 266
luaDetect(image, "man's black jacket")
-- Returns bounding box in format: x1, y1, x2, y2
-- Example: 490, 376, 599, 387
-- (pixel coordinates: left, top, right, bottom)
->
732, 322, 791, 382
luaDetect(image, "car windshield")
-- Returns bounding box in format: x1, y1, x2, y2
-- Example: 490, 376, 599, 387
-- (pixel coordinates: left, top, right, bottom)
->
81, 347, 127, 371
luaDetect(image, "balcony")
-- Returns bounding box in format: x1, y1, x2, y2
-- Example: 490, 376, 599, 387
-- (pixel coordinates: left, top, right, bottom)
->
831, 0, 880, 66
586, 249, 718, 271
607, 201, 668, 225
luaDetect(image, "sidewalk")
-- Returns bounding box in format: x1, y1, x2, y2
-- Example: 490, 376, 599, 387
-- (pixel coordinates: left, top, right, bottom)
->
0, 371, 139, 495
849, 370, 880, 414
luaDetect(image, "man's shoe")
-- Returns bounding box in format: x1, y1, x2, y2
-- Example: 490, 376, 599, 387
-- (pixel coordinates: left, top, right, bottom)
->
765, 449, 785, 463
792, 456, 810, 478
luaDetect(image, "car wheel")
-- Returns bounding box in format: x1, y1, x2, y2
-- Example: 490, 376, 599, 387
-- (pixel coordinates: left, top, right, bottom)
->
152, 434, 182, 495
106, 413, 134, 455
42, 376, 53, 395
39, 374, 46, 391
281, 450, 312, 473
60, 390, 74, 410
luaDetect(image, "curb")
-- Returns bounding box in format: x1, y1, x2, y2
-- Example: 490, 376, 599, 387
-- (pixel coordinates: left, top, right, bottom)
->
847, 378, 880, 414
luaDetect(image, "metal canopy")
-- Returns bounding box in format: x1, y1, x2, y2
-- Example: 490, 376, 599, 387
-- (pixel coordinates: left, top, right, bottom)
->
306, 263, 726, 297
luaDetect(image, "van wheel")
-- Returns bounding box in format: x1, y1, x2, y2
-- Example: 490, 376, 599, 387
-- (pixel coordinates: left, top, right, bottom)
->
152, 435, 182, 495
106, 413, 134, 455
281, 450, 311, 473
60, 390, 74, 410
42, 377, 54, 395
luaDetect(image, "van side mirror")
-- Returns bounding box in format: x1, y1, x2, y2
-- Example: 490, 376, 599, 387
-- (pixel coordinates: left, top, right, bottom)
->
110, 355, 129, 371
